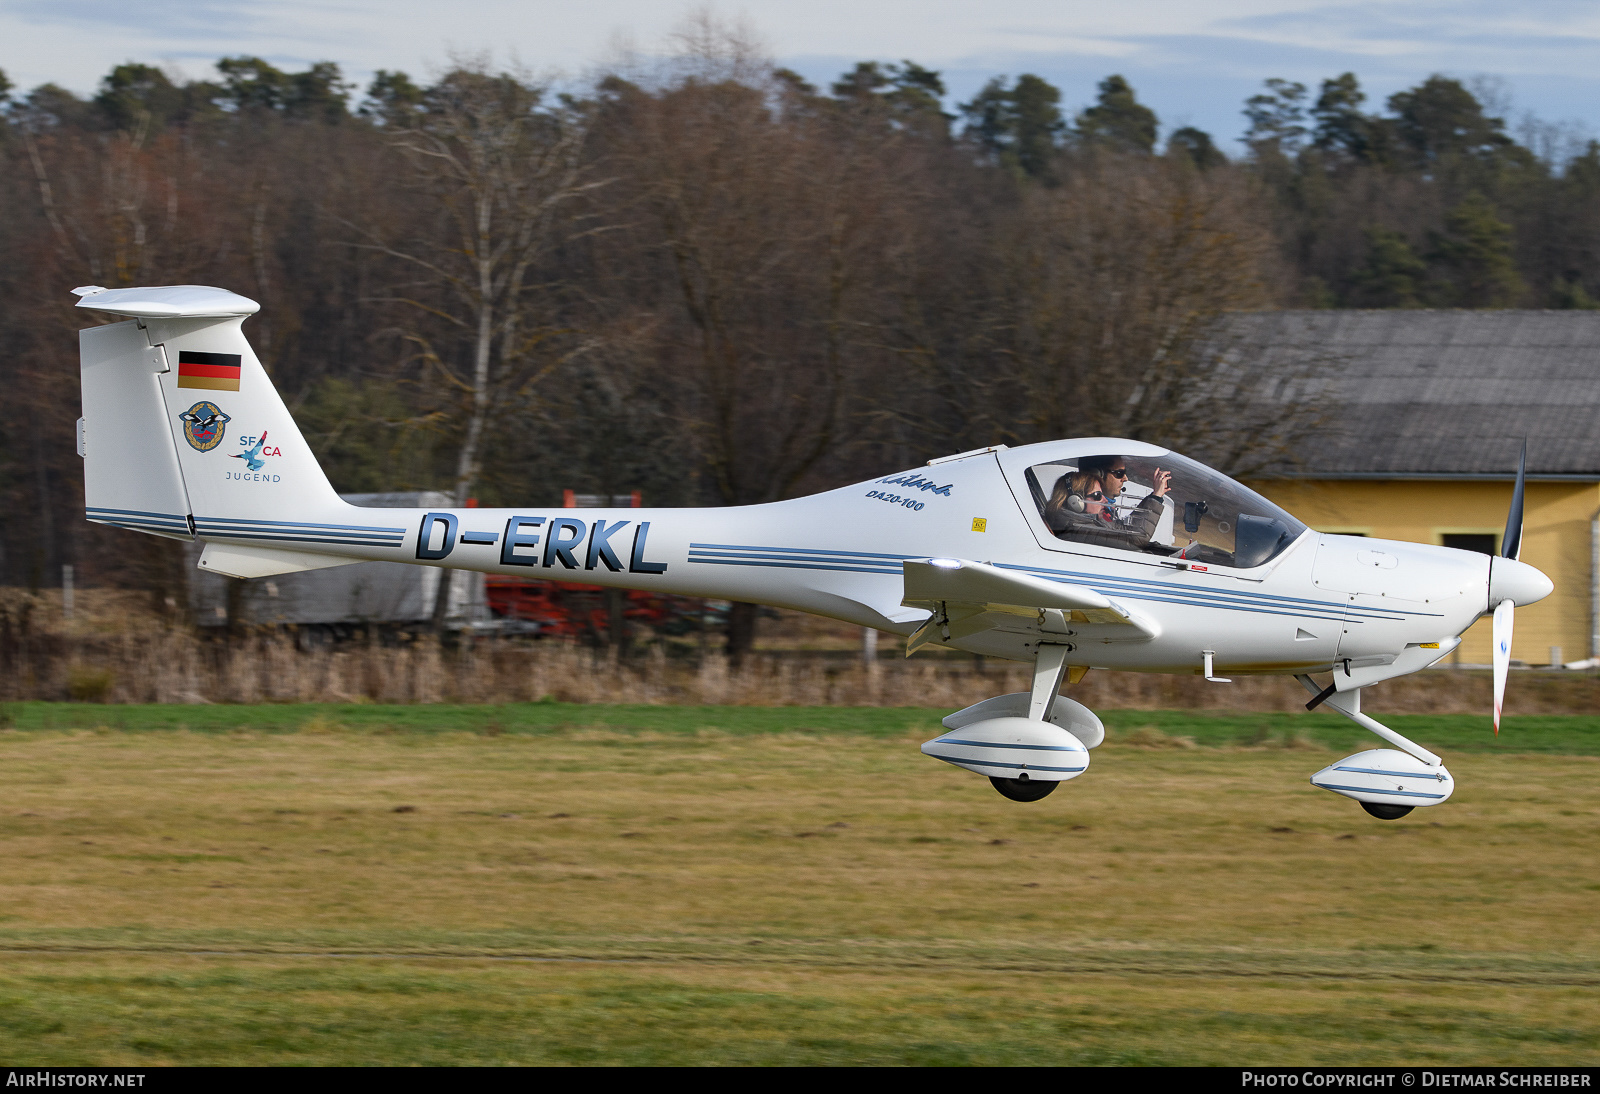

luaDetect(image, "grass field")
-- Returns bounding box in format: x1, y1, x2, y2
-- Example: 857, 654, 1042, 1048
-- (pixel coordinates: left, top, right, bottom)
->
2, 703, 1598, 1065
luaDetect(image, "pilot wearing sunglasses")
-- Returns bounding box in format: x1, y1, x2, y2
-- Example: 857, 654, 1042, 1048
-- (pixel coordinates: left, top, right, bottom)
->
1079, 456, 1164, 514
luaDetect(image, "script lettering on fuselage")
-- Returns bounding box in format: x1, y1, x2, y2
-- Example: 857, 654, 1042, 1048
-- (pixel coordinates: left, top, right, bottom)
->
865, 473, 953, 511
875, 474, 953, 497
415, 511, 668, 574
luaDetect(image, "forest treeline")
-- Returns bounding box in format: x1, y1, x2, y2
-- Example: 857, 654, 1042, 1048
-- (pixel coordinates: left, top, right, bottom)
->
2, 23, 1597, 611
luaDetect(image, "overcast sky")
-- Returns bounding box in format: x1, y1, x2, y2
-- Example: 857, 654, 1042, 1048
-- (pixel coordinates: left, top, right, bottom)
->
5, 1, 1599, 153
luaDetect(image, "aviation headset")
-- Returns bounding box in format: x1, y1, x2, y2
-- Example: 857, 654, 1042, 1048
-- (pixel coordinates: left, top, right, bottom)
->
1060, 475, 1106, 514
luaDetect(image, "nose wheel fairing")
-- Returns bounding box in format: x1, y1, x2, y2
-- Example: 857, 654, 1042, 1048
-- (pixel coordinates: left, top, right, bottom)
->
1310, 748, 1455, 810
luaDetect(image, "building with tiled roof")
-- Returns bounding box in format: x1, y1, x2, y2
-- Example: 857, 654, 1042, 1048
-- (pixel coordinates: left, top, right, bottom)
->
1228, 311, 1600, 667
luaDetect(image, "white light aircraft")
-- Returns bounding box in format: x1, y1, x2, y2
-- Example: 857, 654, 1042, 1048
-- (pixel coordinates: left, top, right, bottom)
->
73, 285, 1554, 819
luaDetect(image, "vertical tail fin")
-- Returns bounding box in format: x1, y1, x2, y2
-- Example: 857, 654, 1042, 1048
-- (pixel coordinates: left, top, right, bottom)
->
77, 285, 379, 576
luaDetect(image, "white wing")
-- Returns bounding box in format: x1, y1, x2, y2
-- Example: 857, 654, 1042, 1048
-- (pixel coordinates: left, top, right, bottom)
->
901, 558, 1158, 653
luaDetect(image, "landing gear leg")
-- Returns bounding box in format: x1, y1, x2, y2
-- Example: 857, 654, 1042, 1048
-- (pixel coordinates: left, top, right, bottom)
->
1028, 642, 1072, 721
984, 643, 1074, 803
1293, 676, 1442, 766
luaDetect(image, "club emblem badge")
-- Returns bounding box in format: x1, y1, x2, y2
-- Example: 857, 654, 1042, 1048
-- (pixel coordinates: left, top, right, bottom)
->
178, 401, 231, 452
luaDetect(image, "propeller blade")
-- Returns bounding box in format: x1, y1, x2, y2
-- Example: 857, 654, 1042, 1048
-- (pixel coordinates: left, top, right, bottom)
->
1502, 440, 1527, 560
1492, 598, 1515, 736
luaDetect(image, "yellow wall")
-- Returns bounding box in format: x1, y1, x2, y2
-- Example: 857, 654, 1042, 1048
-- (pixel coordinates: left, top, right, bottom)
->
1248, 479, 1599, 666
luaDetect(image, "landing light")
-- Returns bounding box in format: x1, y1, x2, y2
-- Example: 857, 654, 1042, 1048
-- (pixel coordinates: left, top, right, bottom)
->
929, 558, 962, 569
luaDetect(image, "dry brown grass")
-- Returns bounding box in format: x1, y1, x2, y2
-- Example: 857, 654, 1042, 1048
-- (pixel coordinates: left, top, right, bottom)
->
3, 630, 1594, 712
5, 588, 1600, 712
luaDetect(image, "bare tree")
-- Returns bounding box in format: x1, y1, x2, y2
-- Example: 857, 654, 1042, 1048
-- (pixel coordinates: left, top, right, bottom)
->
352, 62, 607, 627
11, 111, 250, 603
594, 22, 905, 660
991, 151, 1317, 473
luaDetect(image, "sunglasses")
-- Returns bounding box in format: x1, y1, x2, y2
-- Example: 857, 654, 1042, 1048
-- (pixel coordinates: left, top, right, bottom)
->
1107, 469, 1129, 478
1086, 491, 1105, 501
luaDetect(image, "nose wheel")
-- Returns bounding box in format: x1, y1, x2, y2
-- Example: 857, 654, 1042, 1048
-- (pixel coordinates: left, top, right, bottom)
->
989, 776, 1058, 802
1360, 801, 1413, 820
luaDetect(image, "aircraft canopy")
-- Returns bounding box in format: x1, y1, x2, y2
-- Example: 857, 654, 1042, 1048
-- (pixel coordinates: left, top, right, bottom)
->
1002, 441, 1307, 570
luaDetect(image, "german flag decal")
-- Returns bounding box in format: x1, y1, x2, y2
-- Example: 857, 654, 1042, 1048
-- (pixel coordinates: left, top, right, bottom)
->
177, 351, 242, 391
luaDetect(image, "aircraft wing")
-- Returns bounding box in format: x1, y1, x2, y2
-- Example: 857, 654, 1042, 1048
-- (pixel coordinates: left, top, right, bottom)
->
901, 557, 1158, 653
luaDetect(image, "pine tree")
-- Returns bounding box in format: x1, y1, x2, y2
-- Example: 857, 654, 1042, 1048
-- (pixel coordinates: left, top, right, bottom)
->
1430, 192, 1524, 307
958, 73, 1064, 178
1352, 228, 1428, 306
1311, 73, 1393, 165
1243, 79, 1307, 158
1167, 126, 1224, 169
1076, 75, 1157, 154
94, 64, 186, 134
1388, 76, 1511, 166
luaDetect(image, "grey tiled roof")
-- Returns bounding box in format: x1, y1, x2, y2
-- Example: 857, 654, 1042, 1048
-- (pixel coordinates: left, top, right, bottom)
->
1221, 310, 1600, 478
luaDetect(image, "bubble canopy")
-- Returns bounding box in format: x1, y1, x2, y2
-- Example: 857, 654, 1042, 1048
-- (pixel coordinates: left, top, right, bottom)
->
997, 439, 1308, 570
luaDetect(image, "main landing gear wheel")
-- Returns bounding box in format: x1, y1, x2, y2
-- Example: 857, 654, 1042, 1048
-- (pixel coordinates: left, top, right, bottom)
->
989, 775, 1058, 802
1360, 801, 1414, 820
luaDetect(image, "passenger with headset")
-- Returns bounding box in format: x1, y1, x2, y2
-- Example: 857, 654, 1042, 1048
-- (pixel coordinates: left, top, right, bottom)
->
1043, 466, 1171, 550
